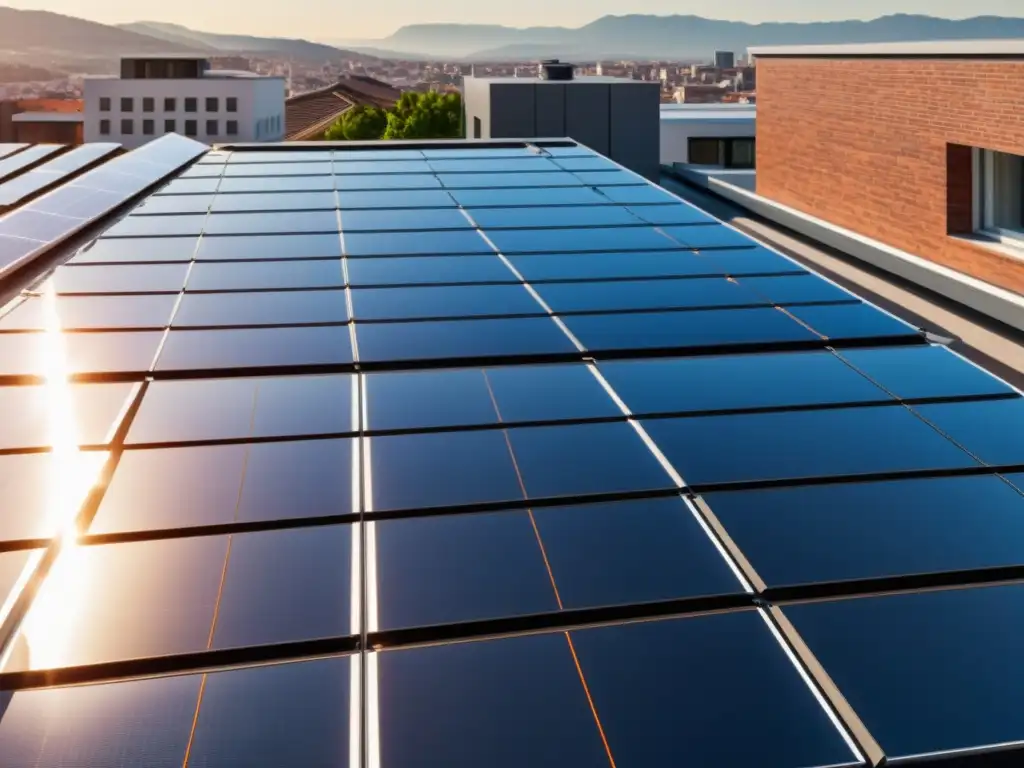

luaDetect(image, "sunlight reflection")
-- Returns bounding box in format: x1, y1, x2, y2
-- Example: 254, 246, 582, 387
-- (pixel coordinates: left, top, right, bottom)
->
11, 280, 107, 671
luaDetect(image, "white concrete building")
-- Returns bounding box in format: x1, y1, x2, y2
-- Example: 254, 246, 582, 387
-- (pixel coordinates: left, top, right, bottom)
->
659, 103, 756, 167
83, 56, 286, 149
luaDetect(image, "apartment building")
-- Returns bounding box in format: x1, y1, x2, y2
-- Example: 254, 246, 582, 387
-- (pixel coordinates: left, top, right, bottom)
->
83, 56, 285, 148
751, 40, 1024, 295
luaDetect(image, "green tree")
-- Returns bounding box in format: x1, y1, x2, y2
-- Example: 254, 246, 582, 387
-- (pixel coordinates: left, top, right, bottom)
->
324, 105, 387, 141
383, 91, 463, 140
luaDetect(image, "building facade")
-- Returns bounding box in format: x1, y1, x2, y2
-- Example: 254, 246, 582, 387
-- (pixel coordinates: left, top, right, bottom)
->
83, 57, 286, 149
751, 41, 1024, 294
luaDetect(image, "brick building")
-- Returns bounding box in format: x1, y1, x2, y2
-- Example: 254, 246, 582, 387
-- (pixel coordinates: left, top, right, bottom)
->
751, 41, 1024, 294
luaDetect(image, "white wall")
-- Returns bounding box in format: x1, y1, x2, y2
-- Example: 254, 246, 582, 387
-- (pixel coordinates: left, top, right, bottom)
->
659, 106, 755, 165
83, 76, 286, 149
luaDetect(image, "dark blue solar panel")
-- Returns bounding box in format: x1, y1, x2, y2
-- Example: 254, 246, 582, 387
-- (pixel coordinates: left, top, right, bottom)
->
218, 176, 334, 193
662, 224, 758, 250
352, 284, 540, 321
509, 250, 803, 282
438, 172, 581, 189
334, 159, 431, 174
157, 326, 354, 372
186, 260, 344, 290
840, 345, 1015, 400
553, 156, 620, 172
784, 584, 1024, 760
914, 398, 1024, 465
736, 274, 858, 305
340, 208, 470, 232
133, 194, 214, 215
468, 205, 642, 229
484, 364, 620, 422
55, 263, 189, 294
564, 307, 818, 354
366, 369, 498, 431
428, 157, 559, 173
535, 276, 763, 313
643, 405, 979, 486
172, 289, 350, 327
624, 203, 717, 226
196, 233, 342, 261
97, 213, 207, 238
572, 170, 643, 186
335, 149, 425, 161
789, 303, 920, 342
346, 255, 516, 286
204, 210, 340, 235
596, 185, 679, 205
335, 173, 442, 191
450, 187, 607, 208
487, 226, 676, 254
705, 475, 1024, 587
222, 162, 333, 177
336, 189, 455, 209
598, 351, 891, 415
344, 229, 492, 257
209, 191, 338, 212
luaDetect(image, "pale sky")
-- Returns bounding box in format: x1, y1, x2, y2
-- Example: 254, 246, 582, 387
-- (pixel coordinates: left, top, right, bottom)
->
5, 0, 1018, 40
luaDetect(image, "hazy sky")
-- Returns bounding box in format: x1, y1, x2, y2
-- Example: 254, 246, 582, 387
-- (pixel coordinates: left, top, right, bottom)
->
5, 0, 1018, 40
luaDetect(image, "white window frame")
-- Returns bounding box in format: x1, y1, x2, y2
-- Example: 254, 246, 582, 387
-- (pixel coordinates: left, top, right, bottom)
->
975, 147, 1024, 250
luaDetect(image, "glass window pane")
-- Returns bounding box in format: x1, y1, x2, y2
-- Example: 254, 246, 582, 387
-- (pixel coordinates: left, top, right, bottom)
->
705, 474, 1024, 587
535, 496, 743, 609
356, 317, 577, 365
195, 233, 342, 261
344, 229, 491, 257
484, 364, 619, 422
784, 583, 1024, 760
172, 290, 349, 327
375, 510, 558, 630
642, 405, 980, 487
915, 398, 1024, 466
370, 430, 522, 512
340, 208, 470, 232
0, 673, 200, 766
598, 351, 890, 416
187, 657, 351, 767
347, 255, 516, 287
486, 226, 675, 254
71, 236, 199, 264
211, 525, 353, 648
54, 264, 189, 294
378, 633, 609, 768
186, 260, 344, 291
365, 369, 497, 431
563, 307, 817, 355
507, 421, 673, 499
155, 326, 354, 373
351, 285, 540, 321
840, 345, 1015, 400
570, 612, 857, 768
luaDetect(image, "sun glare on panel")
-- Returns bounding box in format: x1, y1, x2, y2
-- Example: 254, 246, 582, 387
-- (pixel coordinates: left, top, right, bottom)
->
13, 281, 106, 671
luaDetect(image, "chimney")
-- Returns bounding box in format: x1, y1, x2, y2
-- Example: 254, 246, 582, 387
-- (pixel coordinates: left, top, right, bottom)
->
539, 59, 574, 81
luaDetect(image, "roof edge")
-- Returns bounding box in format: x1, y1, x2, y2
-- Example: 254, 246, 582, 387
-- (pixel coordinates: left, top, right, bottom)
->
749, 39, 1024, 59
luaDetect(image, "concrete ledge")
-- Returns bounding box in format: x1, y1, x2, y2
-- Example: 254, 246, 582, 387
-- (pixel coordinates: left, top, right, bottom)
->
676, 166, 1024, 333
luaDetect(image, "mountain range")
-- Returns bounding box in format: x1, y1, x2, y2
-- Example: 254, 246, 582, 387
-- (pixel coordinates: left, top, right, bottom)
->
119, 21, 360, 61
335, 13, 1024, 59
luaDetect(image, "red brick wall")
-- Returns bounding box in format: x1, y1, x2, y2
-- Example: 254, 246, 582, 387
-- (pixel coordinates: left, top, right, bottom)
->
756, 57, 1024, 294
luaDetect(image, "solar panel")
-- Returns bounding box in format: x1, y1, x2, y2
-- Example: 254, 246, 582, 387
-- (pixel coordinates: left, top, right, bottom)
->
2, 138, 1021, 767
0, 144, 64, 183
0, 143, 30, 160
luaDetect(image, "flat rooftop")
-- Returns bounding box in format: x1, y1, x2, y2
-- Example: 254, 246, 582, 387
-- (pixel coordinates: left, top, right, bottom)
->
0, 135, 1023, 767
750, 38, 1024, 58
660, 104, 756, 122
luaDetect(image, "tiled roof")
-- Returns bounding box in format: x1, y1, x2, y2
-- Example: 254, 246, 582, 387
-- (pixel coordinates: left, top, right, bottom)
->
285, 76, 400, 140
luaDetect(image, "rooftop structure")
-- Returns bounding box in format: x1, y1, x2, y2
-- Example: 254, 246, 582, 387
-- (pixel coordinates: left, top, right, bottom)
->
285, 76, 401, 141
83, 56, 285, 149
660, 103, 756, 169
0, 135, 1022, 766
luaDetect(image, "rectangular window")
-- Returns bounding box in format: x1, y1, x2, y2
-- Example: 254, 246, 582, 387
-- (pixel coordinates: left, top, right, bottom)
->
726, 138, 756, 170
185, 97, 197, 113
120, 97, 134, 112
185, 119, 198, 137
142, 97, 155, 113
165, 119, 176, 133
99, 97, 111, 112
99, 119, 111, 135
206, 119, 219, 136
143, 119, 155, 136
121, 118, 134, 135
687, 137, 756, 169
226, 120, 239, 136
977, 148, 1024, 247
206, 97, 219, 112
473, 116, 482, 139
164, 97, 177, 112
688, 138, 722, 166
227, 97, 238, 113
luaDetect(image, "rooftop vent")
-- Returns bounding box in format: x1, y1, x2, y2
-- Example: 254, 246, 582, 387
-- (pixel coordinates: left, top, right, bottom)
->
540, 60, 574, 81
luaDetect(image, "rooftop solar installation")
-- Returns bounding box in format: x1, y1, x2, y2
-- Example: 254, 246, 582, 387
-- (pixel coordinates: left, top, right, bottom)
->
0, 138, 1021, 767
0, 143, 121, 209
0, 143, 29, 160
0, 143, 64, 183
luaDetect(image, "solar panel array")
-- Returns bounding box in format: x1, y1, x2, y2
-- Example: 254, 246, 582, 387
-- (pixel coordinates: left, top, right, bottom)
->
0, 134, 206, 280
0, 139, 1023, 767
0, 142, 121, 209
0, 144, 64, 183
0, 143, 29, 160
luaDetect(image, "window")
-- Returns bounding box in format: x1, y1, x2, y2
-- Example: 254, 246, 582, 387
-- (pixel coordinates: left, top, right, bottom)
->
121, 118, 134, 135
143, 119, 155, 136
143, 97, 155, 113
206, 97, 219, 112
99, 119, 111, 135
976, 148, 1024, 247
164, 97, 177, 112
206, 119, 219, 136
227, 97, 238, 113
227, 120, 239, 136
121, 97, 134, 112
99, 97, 111, 112
185, 97, 197, 113
473, 116, 482, 139
687, 137, 756, 169
165, 119, 177, 133
185, 119, 198, 137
